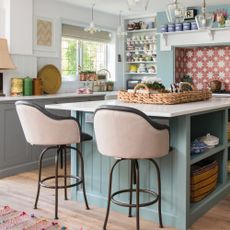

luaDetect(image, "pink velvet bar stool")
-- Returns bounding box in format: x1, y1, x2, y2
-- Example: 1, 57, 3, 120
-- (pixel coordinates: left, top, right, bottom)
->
94, 105, 170, 230
15, 101, 90, 219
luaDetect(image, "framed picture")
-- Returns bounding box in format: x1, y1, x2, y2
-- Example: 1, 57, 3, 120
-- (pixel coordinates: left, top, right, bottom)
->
185, 9, 197, 20
34, 16, 55, 52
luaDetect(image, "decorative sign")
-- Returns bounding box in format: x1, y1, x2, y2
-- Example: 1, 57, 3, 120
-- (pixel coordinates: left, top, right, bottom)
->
185, 9, 197, 20
37, 19, 53, 47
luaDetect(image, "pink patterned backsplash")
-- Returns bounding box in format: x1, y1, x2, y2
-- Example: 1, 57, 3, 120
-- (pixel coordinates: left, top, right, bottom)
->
175, 46, 230, 91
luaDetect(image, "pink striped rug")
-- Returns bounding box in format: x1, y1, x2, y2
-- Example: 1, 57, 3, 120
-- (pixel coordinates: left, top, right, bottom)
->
0, 206, 65, 230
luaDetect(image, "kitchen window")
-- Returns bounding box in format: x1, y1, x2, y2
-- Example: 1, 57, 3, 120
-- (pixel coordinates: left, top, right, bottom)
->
61, 24, 111, 81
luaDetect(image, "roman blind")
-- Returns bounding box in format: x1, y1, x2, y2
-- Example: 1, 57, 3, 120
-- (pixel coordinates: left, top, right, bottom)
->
62, 24, 111, 43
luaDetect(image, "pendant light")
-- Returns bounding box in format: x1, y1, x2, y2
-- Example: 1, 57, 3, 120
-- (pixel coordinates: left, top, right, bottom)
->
127, 0, 150, 11
84, 3, 100, 34
195, 0, 214, 29
166, 0, 185, 23
117, 11, 126, 37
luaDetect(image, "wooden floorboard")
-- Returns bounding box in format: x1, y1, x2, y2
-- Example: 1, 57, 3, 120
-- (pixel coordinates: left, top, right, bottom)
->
0, 164, 229, 230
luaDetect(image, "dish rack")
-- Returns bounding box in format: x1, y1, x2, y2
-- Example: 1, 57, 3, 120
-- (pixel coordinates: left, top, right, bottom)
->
118, 84, 212, 105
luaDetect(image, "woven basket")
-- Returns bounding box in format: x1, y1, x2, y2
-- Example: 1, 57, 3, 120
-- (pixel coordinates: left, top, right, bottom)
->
191, 160, 218, 203
118, 84, 212, 105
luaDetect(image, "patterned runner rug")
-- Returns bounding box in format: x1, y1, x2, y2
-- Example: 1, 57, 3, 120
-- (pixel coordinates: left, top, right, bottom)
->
0, 206, 65, 230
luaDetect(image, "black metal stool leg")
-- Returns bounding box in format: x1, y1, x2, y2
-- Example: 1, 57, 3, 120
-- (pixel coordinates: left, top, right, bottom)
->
103, 159, 122, 230
34, 146, 56, 209
128, 160, 134, 217
54, 148, 60, 219
64, 146, 68, 200
77, 147, 90, 210
60, 148, 63, 169
149, 159, 163, 228
134, 160, 140, 230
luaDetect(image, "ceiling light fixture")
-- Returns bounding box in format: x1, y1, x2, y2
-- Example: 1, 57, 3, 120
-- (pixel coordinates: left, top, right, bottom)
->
84, 3, 100, 34
166, 0, 185, 23
117, 11, 127, 37
195, 0, 214, 29
127, 0, 150, 11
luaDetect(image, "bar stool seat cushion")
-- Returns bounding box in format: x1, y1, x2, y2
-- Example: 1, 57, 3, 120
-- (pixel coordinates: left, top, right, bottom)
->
94, 106, 170, 159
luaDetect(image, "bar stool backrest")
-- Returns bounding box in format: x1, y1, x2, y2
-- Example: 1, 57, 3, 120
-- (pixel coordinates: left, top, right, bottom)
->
94, 105, 170, 159
15, 101, 81, 146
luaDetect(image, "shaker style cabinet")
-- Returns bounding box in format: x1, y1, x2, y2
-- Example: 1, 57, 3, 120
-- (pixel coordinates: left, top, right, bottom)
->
124, 15, 158, 89
0, 95, 104, 178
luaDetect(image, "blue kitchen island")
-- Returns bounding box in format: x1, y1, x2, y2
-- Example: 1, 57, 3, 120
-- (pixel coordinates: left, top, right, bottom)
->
46, 98, 230, 230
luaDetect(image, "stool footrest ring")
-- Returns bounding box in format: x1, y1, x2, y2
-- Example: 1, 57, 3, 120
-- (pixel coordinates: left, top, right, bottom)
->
40, 175, 82, 189
111, 189, 159, 208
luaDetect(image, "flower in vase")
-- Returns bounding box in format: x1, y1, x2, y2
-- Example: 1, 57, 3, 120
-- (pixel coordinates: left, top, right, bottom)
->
214, 9, 228, 27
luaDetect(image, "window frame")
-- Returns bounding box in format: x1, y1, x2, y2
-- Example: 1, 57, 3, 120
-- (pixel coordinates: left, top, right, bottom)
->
61, 37, 108, 82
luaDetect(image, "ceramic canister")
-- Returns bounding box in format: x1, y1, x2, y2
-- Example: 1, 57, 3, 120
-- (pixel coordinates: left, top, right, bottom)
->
175, 23, 183, 31
168, 23, 175, 32
23, 77, 33, 96
11, 78, 23, 96
160, 24, 168, 32
183, 22, 191, 31
33, 78, 43, 95
191, 21, 198, 30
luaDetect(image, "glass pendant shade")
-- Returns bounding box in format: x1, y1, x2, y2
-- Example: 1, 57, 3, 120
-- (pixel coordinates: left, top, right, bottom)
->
127, 0, 150, 11
117, 11, 127, 37
166, 0, 185, 23
195, 0, 214, 30
84, 4, 100, 34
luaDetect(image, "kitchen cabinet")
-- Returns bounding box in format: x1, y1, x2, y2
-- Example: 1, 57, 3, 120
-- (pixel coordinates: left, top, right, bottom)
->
124, 15, 157, 89
0, 94, 104, 178
46, 98, 230, 230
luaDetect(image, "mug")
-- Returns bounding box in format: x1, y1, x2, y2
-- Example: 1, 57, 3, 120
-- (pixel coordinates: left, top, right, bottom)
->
140, 21, 147, 29
148, 22, 155, 29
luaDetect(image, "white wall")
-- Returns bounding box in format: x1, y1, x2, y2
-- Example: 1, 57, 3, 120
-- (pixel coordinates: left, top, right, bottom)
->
2, 0, 124, 95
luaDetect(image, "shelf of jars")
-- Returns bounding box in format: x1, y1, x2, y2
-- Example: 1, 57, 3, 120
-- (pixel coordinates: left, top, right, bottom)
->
126, 28, 157, 33
126, 61, 157, 64
159, 27, 230, 51
124, 72, 157, 75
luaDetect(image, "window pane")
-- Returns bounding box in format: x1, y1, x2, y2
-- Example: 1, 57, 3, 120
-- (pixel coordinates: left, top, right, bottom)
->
61, 37, 78, 78
82, 40, 106, 72
61, 36, 107, 81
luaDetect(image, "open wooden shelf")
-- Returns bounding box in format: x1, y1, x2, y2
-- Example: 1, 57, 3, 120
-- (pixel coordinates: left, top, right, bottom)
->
190, 145, 225, 165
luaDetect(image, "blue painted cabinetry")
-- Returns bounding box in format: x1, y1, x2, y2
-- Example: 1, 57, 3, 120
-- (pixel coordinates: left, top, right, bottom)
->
71, 108, 230, 230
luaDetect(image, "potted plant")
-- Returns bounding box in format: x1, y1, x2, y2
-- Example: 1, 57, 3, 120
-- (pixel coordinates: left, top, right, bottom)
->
141, 76, 165, 93
79, 70, 96, 81
106, 81, 114, 91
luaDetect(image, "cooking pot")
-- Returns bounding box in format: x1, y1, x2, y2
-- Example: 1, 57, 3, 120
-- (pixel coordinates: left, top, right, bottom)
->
209, 80, 222, 93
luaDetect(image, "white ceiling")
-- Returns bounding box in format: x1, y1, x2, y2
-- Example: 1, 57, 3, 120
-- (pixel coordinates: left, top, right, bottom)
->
55, 0, 230, 15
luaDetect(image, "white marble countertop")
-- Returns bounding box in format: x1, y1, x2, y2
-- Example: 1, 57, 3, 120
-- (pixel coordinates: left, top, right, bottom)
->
0, 92, 109, 102
213, 93, 230, 97
45, 97, 230, 117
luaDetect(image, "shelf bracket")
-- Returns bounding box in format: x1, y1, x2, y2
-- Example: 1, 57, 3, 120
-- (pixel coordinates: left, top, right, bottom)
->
161, 33, 168, 47
207, 29, 214, 40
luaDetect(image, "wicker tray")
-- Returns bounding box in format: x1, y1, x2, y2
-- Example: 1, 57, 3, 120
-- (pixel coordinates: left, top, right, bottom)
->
190, 160, 218, 203
118, 84, 212, 105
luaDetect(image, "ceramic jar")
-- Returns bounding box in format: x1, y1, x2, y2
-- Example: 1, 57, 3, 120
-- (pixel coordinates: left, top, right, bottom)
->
183, 22, 191, 31
168, 23, 175, 32
11, 78, 23, 96
199, 133, 219, 148
175, 23, 183, 31
23, 77, 33, 96
160, 24, 168, 32
191, 21, 198, 30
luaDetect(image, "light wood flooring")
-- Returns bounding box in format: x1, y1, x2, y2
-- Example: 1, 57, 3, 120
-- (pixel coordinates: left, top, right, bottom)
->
0, 164, 229, 230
